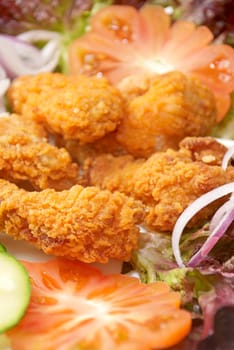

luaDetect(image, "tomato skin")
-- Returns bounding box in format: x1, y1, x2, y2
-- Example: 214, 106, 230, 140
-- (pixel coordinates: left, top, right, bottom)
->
8, 259, 191, 350
68, 5, 234, 121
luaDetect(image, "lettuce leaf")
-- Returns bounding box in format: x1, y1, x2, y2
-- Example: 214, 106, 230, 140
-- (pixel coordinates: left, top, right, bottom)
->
132, 229, 234, 348
0, 1, 112, 37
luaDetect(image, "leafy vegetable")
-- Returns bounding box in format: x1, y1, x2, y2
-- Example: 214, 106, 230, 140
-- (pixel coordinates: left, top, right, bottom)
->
0, 1, 109, 36
131, 222, 234, 346
212, 93, 234, 139
197, 305, 234, 350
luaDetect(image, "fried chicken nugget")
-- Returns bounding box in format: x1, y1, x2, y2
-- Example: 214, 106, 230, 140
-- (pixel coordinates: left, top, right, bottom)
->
0, 179, 144, 263
84, 137, 234, 231
116, 71, 217, 157
0, 113, 47, 141
0, 114, 79, 190
7, 72, 124, 143
56, 131, 127, 166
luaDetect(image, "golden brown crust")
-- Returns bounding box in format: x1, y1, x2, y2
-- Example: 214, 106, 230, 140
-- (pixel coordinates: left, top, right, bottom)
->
85, 138, 234, 231
56, 131, 127, 166
179, 136, 228, 166
8, 72, 124, 143
0, 180, 144, 263
0, 114, 80, 190
0, 135, 79, 191
116, 71, 217, 157
0, 114, 47, 141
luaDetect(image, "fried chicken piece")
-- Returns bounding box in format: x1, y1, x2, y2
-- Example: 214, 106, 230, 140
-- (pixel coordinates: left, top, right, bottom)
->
0, 113, 47, 141
0, 138, 79, 190
0, 179, 144, 263
179, 136, 228, 166
84, 137, 234, 232
56, 132, 127, 166
0, 115, 79, 190
116, 71, 217, 157
7, 72, 124, 143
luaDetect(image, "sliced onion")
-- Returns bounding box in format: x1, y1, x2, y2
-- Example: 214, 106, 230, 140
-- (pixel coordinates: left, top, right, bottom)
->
172, 183, 234, 268
222, 145, 234, 170
0, 31, 61, 78
209, 196, 234, 232
0, 66, 10, 115
188, 207, 234, 267
17, 30, 60, 42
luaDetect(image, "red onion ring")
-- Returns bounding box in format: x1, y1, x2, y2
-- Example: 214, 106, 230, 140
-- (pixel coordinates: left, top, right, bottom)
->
209, 195, 234, 232
172, 183, 234, 268
188, 206, 234, 267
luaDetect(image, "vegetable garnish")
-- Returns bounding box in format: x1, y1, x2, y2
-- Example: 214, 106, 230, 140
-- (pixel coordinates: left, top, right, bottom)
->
8, 258, 191, 350
221, 144, 234, 169
0, 66, 10, 115
68, 5, 234, 121
171, 182, 234, 268
0, 249, 31, 333
0, 31, 60, 78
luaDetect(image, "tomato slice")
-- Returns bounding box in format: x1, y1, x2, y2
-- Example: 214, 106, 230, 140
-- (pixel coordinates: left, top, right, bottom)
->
68, 5, 234, 121
8, 259, 191, 350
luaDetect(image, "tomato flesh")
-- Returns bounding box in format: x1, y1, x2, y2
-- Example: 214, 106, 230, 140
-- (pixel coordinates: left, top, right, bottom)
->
8, 259, 191, 350
68, 5, 234, 121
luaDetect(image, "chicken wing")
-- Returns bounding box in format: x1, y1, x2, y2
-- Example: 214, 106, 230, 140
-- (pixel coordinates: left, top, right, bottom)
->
0, 179, 144, 263
84, 137, 234, 231
7, 72, 124, 143
116, 71, 217, 157
0, 114, 79, 190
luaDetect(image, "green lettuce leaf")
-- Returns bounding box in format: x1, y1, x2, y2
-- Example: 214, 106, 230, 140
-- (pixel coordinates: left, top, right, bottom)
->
131, 225, 233, 309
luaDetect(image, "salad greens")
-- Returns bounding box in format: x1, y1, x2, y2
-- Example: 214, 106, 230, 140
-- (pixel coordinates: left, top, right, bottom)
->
130, 221, 234, 347
212, 94, 234, 139
0, 1, 233, 348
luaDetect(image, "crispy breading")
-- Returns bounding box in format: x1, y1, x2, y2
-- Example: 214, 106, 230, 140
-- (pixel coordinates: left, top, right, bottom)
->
179, 136, 228, 166
84, 137, 234, 231
0, 179, 144, 263
56, 132, 127, 166
7, 72, 124, 143
0, 113, 47, 141
116, 71, 217, 157
0, 114, 79, 190
0, 134, 79, 192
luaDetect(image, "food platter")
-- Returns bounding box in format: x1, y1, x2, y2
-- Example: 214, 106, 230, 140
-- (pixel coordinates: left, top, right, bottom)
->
0, 2, 234, 349
2, 133, 233, 266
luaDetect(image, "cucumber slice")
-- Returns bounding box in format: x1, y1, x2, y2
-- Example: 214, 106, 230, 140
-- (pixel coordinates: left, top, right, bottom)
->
0, 245, 7, 253
0, 253, 31, 333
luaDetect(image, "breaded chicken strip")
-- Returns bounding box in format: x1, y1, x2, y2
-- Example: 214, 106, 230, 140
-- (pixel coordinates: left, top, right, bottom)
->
0, 179, 144, 263
7, 72, 124, 143
116, 71, 217, 157
84, 137, 234, 231
0, 115, 79, 190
